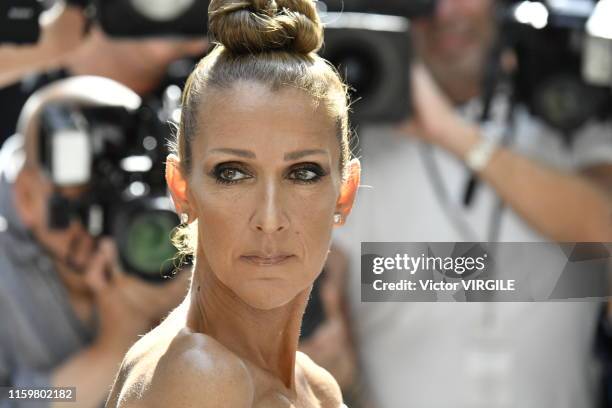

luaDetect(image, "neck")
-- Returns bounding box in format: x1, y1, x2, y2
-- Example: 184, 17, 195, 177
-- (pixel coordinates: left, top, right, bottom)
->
442, 78, 481, 105
186, 248, 310, 390
431, 64, 482, 105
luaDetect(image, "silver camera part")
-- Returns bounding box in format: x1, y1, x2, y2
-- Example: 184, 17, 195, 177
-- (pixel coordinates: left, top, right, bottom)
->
584, 0, 612, 87
50, 127, 92, 186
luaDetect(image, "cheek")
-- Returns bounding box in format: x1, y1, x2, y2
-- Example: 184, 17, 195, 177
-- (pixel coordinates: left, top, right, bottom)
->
30, 187, 51, 229
30, 194, 67, 254
35, 222, 88, 262
191, 187, 245, 262
193, 183, 338, 247
190, 179, 338, 292
289, 186, 337, 247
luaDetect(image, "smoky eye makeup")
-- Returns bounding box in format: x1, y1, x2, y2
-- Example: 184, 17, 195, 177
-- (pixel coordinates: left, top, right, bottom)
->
208, 162, 253, 185
287, 162, 329, 184
206, 161, 330, 186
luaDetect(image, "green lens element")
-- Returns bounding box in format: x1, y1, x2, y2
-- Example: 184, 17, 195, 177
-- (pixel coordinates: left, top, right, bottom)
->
124, 211, 177, 276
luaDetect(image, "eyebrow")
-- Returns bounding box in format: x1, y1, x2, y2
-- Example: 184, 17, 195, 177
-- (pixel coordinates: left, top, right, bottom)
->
208, 148, 255, 158
208, 148, 328, 161
284, 149, 328, 161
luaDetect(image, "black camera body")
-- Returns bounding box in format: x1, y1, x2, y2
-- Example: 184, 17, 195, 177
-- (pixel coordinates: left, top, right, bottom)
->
39, 101, 180, 281
503, 0, 612, 134
317, 0, 435, 123
0, 0, 42, 44
94, 0, 207, 38
319, 13, 413, 123
322, 0, 436, 18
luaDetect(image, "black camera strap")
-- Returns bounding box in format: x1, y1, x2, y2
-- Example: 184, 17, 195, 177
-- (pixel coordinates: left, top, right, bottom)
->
462, 15, 513, 208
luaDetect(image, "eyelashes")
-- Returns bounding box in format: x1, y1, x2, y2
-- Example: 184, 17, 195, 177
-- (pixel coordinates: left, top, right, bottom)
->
209, 162, 328, 185
287, 163, 327, 183
211, 163, 251, 185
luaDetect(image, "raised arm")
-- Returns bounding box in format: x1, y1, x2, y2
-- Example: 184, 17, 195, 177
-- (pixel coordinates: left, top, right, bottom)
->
0, 3, 86, 88
400, 64, 612, 242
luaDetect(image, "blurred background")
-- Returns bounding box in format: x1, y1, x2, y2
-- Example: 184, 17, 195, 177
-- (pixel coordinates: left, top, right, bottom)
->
0, 0, 611, 407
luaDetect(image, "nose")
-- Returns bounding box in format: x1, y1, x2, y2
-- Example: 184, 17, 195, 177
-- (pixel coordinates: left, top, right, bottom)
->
249, 180, 290, 234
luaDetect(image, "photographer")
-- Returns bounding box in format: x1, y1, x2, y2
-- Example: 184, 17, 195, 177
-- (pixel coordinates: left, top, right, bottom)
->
308, 0, 612, 407
0, 5, 206, 406
0, 77, 191, 408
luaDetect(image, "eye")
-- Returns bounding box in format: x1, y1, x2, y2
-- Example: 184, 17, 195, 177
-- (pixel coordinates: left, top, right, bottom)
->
211, 163, 251, 185
288, 164, 327, 183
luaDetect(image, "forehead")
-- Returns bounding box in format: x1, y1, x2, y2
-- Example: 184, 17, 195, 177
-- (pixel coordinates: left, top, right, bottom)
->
193, 81, 339, 155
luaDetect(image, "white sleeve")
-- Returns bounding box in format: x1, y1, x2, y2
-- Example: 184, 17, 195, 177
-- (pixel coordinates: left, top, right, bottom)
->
571, 119, 612, 168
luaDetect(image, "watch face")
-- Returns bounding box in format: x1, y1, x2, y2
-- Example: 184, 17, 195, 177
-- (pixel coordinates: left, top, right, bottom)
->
130, 0, 194, 21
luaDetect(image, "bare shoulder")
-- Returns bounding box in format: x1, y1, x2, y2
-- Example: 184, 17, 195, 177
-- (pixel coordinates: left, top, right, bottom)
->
143, 329, 255, 407
106, 314, 254, 408
297, 352, 343, 407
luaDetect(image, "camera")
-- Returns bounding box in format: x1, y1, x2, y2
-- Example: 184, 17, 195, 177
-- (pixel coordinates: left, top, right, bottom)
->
321, 0, 436, 18
0, 0, 207, 45
503, 0, 612, 134
38, 88, 183, 282
319, 12, 412, 123
316, 0, 436, 123
0, 0, 42, 44
94, 0, 207, 38
321, 0, 612, 131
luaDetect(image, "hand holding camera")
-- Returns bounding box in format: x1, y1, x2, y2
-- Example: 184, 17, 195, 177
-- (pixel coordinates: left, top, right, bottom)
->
85, 238, 188, 354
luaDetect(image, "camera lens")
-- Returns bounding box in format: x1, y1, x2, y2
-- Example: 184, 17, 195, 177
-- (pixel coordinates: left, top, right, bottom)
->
117, 207, 179, 280
533, 74, 609, 131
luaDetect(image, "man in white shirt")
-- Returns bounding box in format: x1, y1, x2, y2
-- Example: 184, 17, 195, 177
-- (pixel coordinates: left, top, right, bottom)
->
303, 0, 612, 407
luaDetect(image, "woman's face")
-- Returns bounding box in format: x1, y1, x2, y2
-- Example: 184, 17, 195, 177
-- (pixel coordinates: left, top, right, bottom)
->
177, 81, 351, 310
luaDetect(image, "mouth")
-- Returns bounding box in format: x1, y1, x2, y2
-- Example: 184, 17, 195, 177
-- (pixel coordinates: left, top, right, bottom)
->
240, 254, 296, 266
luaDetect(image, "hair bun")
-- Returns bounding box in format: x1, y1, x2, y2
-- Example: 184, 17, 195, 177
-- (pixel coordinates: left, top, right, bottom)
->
208, 0, 323, 55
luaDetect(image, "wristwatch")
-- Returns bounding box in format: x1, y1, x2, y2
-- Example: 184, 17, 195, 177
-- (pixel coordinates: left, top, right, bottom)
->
464, 136, 500, 172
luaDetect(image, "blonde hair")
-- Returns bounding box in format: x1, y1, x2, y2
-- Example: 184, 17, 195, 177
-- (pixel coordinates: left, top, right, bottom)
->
171, 0, 352, 256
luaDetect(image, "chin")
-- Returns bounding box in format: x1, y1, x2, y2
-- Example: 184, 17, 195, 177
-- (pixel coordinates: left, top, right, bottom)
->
234, 280, 310, 311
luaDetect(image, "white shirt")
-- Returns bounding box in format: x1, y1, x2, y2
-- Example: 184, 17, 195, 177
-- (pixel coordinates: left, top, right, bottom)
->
334, 101, 612, 408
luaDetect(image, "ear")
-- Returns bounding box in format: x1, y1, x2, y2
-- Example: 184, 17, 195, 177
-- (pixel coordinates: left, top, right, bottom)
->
13, 167, 48, 229
335, 158, 361, 226
165, 154, 191, 217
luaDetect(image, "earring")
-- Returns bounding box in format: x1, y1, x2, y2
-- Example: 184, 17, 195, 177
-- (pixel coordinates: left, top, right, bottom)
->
333, 213, 342, 224
180, 213, 189, 225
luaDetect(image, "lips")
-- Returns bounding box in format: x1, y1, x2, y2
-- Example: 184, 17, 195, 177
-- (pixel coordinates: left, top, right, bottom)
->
240, 253, 295, 266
